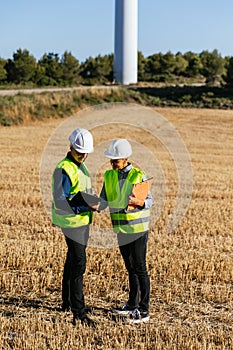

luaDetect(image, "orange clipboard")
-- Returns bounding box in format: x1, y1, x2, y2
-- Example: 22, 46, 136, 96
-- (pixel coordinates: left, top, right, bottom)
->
127, 177, 153, 211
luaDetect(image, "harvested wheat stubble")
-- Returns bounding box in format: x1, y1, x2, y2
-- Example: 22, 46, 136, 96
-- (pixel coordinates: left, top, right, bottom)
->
0, 107, 233, 350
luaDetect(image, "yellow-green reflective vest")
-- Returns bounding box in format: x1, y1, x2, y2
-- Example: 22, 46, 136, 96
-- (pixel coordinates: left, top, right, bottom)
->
52, 157, 92, 228
104, 168, 150, 234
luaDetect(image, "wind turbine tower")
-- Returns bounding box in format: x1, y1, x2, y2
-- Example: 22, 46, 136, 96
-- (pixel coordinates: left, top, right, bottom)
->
114, 0, 138, 85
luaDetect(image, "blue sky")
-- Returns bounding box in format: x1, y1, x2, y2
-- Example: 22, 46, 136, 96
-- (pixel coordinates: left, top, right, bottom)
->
1, 0, 233, 62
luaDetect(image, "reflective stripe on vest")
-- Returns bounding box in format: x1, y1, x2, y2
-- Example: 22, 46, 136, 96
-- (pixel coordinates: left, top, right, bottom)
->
52, 157, 92, 228
104, 168, 150, 234
110, 208, 150, 234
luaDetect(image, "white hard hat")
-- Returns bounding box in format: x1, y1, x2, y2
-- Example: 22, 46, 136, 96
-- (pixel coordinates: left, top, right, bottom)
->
104, 139, 132, 159
69, 128, 94, 153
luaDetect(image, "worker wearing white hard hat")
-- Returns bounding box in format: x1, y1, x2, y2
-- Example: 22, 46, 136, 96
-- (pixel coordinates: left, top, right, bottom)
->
104, 138, 132, 159
69, 128, 94, 154
99, 138, 154, 324
52, 128, 97, 327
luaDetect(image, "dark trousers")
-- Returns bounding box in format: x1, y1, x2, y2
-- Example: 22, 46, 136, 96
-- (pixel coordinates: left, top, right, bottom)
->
61, 226, 89, 317
117, 231, 150, 312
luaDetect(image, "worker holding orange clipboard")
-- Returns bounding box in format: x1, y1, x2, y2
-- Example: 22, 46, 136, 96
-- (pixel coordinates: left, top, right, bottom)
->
99, 139, 154, 324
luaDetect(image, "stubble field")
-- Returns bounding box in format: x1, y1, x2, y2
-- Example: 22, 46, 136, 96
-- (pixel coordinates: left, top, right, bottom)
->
0, 106, 233, 349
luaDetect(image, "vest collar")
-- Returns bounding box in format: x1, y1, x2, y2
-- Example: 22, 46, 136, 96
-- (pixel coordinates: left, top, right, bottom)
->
119, 162, 132, 174
66, 151, 81, 167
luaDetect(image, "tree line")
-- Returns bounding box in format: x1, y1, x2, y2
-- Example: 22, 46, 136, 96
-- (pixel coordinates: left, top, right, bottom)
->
1, 48, 233, 86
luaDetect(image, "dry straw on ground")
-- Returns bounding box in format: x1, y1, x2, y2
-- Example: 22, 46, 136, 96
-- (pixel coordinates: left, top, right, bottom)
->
0, 107, 233, 349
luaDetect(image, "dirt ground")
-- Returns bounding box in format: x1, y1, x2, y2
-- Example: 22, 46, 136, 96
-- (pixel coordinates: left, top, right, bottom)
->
0, 105, 233, 349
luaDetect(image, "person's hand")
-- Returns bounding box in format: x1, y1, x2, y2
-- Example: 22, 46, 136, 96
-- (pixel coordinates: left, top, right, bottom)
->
128, 195, 144, 207
88, 203, 100, 212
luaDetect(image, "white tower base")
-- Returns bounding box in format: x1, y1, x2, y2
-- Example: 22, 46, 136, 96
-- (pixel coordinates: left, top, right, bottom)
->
114, 0, 138, 85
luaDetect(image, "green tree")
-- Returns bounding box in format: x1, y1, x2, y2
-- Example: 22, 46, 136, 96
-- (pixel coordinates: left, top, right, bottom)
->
223, 56, 233, 85
38, 53, 63, 85
144, 51, 178, 82
0, 58, 7, 82
60, 51, 80, 85
80, 54, 113, 84
144, 53, 163, 81
138, 51, 146, 81
200, 49, 225, 84
6, 49, 37, 84
174, 52, 188, 76
160, 51, 176, 77
33, 65, 47, 86
183, 51, 202, 78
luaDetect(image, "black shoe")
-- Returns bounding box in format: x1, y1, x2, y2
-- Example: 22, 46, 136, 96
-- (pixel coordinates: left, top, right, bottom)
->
85, 306, 92, 314
112, 302, 136, 315
72, 314, 96, 327
81, 315, 96, 327
61, 303, 71, 312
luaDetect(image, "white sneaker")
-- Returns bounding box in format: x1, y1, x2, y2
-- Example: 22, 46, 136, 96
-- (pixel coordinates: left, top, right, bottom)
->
129, 309, 150, 324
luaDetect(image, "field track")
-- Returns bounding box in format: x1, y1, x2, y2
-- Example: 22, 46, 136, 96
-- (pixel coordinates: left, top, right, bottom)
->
1, 107, 233, 349
0, 85, 118, 96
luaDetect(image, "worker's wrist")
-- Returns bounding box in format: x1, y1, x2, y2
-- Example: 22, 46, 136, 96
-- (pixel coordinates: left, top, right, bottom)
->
137, 199, 145, 207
